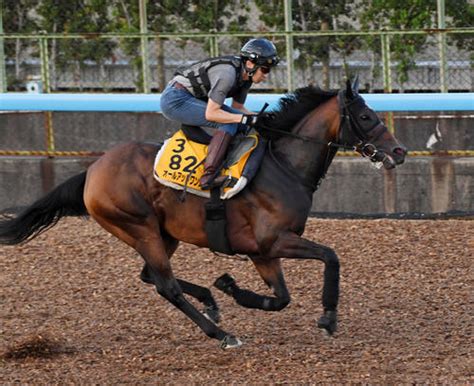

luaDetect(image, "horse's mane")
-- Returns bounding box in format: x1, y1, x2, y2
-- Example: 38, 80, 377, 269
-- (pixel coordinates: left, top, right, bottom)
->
258, 86, 338, 140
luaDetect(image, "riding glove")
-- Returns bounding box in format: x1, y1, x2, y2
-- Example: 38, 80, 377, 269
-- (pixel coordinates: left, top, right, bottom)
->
240, 114, 258, 127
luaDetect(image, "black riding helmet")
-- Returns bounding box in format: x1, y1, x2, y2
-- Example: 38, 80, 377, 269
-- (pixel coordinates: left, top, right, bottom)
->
240, 38, 279, 76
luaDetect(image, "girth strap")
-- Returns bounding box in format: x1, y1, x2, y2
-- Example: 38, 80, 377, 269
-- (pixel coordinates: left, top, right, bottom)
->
204, 188, 234, 255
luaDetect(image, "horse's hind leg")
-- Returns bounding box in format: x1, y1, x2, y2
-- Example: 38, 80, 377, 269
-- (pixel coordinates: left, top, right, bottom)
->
136, 237, 238, 347
214, 258, 291, 311
141, 264, 220, 323
139, 232, 220, 323
88, 213, 237, 348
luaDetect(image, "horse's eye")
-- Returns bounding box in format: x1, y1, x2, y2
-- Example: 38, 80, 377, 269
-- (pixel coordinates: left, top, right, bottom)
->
360, 114, 370, 120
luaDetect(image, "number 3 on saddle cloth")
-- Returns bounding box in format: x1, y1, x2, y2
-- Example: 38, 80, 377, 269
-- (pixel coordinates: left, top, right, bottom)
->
154, 127, 266, 199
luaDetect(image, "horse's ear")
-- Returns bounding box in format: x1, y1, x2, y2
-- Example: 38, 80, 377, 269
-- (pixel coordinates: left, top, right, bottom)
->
352, 75, 360, 93
345, 79, 354, 99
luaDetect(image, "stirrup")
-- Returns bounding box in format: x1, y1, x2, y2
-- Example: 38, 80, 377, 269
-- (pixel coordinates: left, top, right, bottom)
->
201, 174, 229, 190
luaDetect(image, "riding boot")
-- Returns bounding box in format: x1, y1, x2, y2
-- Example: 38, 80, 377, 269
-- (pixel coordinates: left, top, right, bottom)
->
200, 130, 232, 190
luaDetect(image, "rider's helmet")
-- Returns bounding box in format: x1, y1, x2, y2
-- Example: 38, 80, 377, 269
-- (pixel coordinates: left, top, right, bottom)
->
240, 38, 279, 75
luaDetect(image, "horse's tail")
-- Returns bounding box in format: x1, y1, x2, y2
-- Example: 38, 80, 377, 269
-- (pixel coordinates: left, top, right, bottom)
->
0, 171, 88, 245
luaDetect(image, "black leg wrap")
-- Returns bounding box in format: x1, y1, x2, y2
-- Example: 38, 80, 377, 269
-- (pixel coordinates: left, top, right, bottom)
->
322, 258, 340, 312
233, 288, 267, 309
179, 279, 216, 306
215, 273, 290, 311
144, 268, 228, 341
319, 250, 339, 336
235, 290, 289, 311
214, 273, 237, 295
203, 304, 221, 324
317, 310, 338, 335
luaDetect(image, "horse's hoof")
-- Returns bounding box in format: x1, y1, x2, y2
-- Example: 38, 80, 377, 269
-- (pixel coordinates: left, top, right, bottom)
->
220, 335, 242, 350
214, 273, 236, 295
203, 305, 221, 324
317, 310, 337, 336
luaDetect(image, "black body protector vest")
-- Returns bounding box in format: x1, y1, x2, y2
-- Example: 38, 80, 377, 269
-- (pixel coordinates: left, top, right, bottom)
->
174, 55, 244, 101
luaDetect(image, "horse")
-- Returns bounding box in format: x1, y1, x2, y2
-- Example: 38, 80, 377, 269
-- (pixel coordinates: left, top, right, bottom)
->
0, 80, 406, 349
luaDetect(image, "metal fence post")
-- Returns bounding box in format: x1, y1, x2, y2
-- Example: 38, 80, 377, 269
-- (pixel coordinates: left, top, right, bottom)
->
139, 0, 150, 93
438, 32, 448, 93
381, 32, 392, 94
284, 0, 294, 91
39, 35, 51, 93
381, 32, 394, 133
0, 0, 7, 92
437, 0, 448, 92
39, 34, 55, 153
209, 33, 219, 57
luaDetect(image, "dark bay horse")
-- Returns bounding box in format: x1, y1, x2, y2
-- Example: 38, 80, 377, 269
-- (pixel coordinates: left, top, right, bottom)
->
0, 80, 406, 349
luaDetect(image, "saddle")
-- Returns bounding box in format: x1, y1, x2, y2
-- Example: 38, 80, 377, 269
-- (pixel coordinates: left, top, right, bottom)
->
154, 125, 266, 199
153, 125, 266, 255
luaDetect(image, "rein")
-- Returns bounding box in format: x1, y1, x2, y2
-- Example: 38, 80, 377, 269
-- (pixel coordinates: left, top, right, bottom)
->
258, 124, 356, 150
257, 91, 373, 152
258, 89, 387, 191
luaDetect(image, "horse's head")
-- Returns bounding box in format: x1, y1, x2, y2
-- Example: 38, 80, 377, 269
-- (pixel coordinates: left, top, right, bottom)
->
338, 79, 406, 169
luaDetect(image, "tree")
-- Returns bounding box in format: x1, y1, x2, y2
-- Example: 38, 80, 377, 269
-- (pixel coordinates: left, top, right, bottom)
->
445, 0, 474, 29
444, 0, 474, 65
359, 0, 473, 91
255, 0, 358, 89
37, 0, 116, 91
107, 0, 143, 91
147, 1, 190, 91
3, 0, 38, 90
360, 0, 435, 90
108, 0, 195, 92
147, 0, 251, 90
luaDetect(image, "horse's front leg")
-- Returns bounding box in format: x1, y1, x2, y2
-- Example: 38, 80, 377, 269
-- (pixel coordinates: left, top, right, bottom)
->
269, 232, 340, 335
214, 258, 290, 311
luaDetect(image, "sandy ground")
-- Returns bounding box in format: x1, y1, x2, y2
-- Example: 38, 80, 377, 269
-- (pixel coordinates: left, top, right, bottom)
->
1, 217, 472, 383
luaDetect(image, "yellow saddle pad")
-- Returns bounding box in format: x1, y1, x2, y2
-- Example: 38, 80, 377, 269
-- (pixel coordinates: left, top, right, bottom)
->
154, 130, 259, 199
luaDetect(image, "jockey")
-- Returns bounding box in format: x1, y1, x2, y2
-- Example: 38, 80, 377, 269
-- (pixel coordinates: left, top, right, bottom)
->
160, 38, 279, 190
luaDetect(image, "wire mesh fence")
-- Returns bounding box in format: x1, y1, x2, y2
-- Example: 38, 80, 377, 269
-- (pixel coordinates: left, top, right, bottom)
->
2, 30, 473, 93
1, 29, 473, 157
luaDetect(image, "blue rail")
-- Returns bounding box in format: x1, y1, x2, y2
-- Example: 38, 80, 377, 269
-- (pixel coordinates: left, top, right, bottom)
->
0, 92, 473, 112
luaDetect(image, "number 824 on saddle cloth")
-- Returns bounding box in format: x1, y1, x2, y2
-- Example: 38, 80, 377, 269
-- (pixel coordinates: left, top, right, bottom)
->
154, 129, 264, 199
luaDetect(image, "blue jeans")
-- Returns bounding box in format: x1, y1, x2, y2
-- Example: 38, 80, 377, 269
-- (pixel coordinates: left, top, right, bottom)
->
160, 83, 245, 135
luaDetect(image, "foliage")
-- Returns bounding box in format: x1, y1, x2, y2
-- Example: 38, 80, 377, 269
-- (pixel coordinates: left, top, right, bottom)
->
36, 0, 117, 90
1, 0, 472, 91
360, 0, 473, 88
445, 0, 474, 29
445, 0, 474, 57
107, 1, 250, 90
359, 0, 433, 86
38, 0, 116, 61
255, 0, 358, 88
2, 0, 39, 88
2, 0, 38, 34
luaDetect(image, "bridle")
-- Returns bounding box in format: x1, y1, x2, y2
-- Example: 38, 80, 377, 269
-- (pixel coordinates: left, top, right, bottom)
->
336, 90, 388, 163
258, 90, 388, 162
261, 89, 390, 191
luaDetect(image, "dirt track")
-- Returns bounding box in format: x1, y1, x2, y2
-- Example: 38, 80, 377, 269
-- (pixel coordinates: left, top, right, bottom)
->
1, 217, 472, 383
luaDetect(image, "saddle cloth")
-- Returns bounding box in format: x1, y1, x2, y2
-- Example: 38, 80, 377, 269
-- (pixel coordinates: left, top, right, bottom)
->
154, 129, 262, 199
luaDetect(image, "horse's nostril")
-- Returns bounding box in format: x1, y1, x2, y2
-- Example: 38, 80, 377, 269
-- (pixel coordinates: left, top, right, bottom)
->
393, 147, 406, 156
